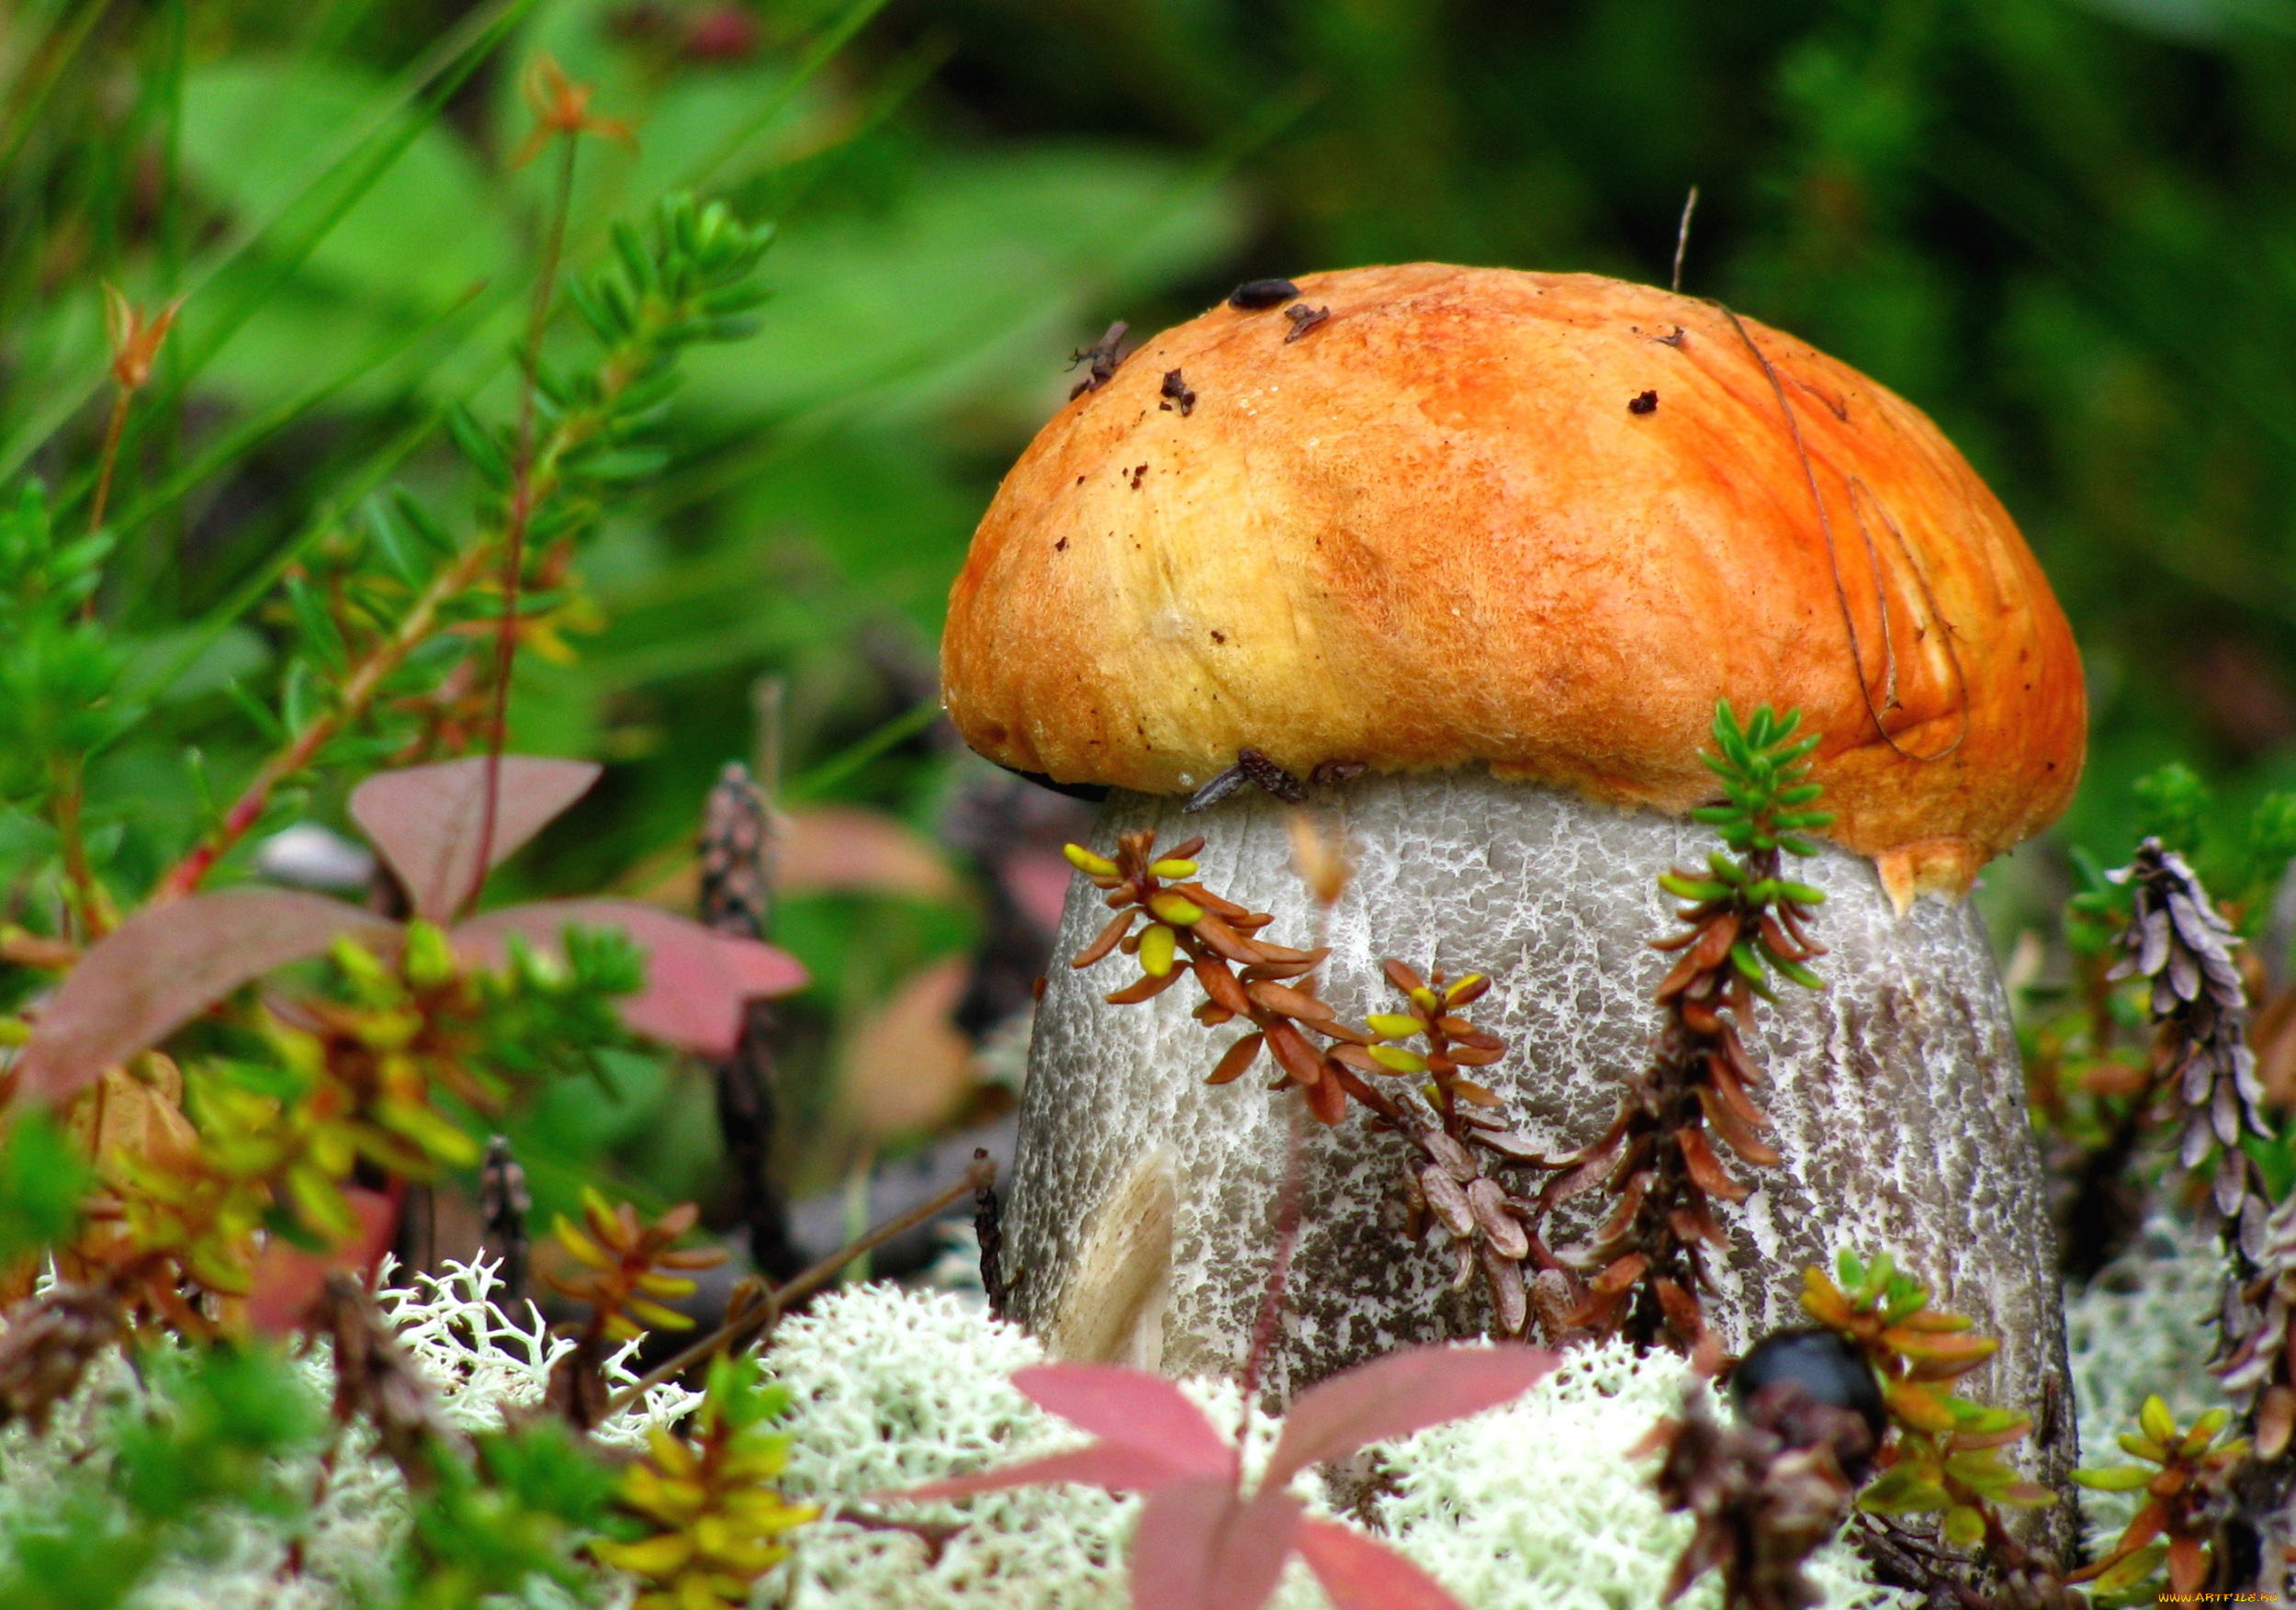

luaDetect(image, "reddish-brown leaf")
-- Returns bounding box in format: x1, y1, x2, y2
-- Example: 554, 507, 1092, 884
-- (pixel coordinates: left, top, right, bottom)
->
1654, 1277, 1706, 1343
1468, 1180, 1529, 1260
1239, 956, 1322, 982
1264, 1343, 1554, 1489
1246, 981, 1335, 1023
1169, 882, 1248, 919
1481, 1243, 1529, 1337
1305, 1068, 1350, 1125
1446, 1042, 1505, 1066
1656, 914, 1739, 1001
1594, 1170, 1650, 1245
1107, 965, 1187, 1006
246, 1187, 399, 1334
16, 890, 397, 1102
1694, 1085, 1780, 1165
1701, 1054, 1768, 1128
1296, 1516, 1467, 1610
2260, 1386, 2296, 1459
1449, 1078, 1504, 1108
1327, 1062, 1399, 1120
1675, 1126, 1749, 1203
1670, 1202, 1728, 1251
1207, 1033, 1266, 1086
1074, 911, 1137, 968
1444, 974, 1491, 1008
1420, 1167, 1476, 1239
1467, 1127, 1544, 1162
1715, 1020, 1765, 1087
1884, 1380, 1959, 1435
1758, 912, 1809, 963
350, 756, 601, 922
451, 899, 806, 1059
2167, 1534, 2208, 1596
1587, 1252, 1648, 1299
1264, 1019, 1326, 1087
1190, 913, 1262, 964
1194, 956, 1250, 1015
1382, 959, 1427, 996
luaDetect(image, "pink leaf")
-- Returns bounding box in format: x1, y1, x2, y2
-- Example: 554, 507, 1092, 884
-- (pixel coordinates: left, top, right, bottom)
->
778, 806, 960, 902
15, 890, 398, 1103
1130, 1481, 1302, 1610
350, 757, 601, 922
1015, 1363, 1234, 1478
451, 899, 806, 1058
1294, 1518, 1464, 1610
1263, 1344, 1556, 1490
1000, 850, 1075, 935
245, 1187, 400, 1334
879, 1443, 1195, 1503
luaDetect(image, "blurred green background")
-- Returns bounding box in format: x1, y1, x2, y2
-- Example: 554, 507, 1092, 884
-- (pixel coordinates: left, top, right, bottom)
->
6, 0, 2294, 1225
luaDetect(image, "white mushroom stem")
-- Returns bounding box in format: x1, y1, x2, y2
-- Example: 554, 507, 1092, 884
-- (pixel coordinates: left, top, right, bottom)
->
1003, 772, 2074, 1504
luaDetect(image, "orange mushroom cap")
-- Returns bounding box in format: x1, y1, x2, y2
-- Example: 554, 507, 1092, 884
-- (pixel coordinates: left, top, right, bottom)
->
941, 265, 2085, 904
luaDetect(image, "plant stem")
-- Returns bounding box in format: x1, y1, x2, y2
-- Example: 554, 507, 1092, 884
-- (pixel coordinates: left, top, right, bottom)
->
468, 136, 580, 916
82, 385, 129, 621
605, 1155, 996, 1414
49, 753, 107, 940
151, 544, 491, 903
1240, 1094, 1306, 1411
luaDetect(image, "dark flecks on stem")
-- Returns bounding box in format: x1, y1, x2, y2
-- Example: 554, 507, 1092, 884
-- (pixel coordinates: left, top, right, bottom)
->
1064, 829, 1557, 1334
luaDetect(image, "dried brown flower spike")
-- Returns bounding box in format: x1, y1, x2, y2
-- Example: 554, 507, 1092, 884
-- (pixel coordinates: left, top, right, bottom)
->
955, 265, 2085, 1444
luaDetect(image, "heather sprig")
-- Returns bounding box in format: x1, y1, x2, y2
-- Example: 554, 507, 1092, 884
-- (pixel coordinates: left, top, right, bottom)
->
2071, 1395, 2246, 1603
1064, 828, 1556, 1335
1558, 702, 1827, 1357
546, 1192, 727, 1427
1802, 1251, 2058, 1580
592, 1354, 817, 1610
156, 191, 775, 901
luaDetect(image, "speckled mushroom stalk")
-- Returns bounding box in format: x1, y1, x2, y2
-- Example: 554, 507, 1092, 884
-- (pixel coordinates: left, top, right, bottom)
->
1004, 776, 2074, 1500
937, 265, 2089, 1532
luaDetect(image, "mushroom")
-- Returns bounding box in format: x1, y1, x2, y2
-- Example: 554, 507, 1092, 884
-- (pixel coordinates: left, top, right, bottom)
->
940, 267, 2084, 1483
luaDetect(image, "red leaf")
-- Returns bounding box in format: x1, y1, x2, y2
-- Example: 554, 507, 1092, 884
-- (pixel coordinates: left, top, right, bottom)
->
1262, 1344, 1556, 1489
350, 756, 601, 922
1130, 1481, 1302, 1610
452, 899, 806, 1058
246, 1187, 399, 1334
15, 890, 397, 1103
884, 1444, 1195, 1502
1014, 1363, 1233, 1478
1295, 1517, 1464, 1610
